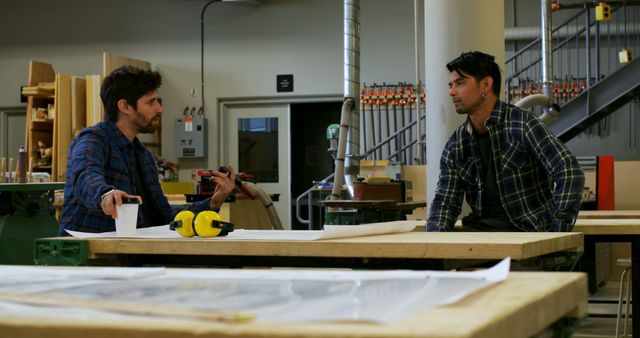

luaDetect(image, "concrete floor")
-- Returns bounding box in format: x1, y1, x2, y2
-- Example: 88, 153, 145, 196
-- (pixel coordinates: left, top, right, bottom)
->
574, 282, 633, 338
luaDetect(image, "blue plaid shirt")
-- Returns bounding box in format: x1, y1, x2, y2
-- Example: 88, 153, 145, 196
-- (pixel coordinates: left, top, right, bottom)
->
427, 101, 585, 232
59, 121, 211, 234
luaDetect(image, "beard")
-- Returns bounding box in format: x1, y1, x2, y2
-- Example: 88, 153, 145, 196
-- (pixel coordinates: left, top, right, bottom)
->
453, 98, 483, 116
452, 101, 469, 115
454, 106, 468, 115
133, 113, 161, 134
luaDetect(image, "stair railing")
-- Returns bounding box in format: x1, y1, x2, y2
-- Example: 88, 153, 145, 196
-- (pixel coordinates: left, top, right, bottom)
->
505, 5, 637, 109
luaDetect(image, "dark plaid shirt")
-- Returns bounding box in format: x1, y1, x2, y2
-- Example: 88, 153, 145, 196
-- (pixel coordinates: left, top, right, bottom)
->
59, 121, 211, 234
427, 101, 585, 232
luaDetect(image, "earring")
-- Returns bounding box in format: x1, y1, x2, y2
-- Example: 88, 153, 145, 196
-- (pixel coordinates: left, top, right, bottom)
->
481, 92, 486, 101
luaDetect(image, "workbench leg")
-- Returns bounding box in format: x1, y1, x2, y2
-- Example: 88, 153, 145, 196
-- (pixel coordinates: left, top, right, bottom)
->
552, 316, 584, 338
582, 236, 598, 294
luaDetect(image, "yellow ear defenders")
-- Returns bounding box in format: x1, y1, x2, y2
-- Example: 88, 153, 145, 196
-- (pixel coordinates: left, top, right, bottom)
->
171, 210, 196, 237
170, 210, 234, 238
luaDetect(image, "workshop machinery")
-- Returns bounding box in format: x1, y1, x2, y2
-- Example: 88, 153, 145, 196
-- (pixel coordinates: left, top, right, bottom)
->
0, 182, 63, 264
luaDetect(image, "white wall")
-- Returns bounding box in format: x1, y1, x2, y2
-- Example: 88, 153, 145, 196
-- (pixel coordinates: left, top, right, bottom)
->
0, 0, 417, 176
6, 0, 635, 183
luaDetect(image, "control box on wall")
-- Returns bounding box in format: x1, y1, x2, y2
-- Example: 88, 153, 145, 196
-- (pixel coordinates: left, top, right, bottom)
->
175, 115, 207, 158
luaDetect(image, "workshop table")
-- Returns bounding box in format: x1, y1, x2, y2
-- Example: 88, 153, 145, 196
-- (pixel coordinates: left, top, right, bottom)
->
0, 268, 587, 338
410, 217, 639, 336
572, 218, 640, 337
578, 210, 640, 219
36, 232, 582, 269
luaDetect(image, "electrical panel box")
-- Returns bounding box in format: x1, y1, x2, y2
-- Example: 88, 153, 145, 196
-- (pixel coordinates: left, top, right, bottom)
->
176, 115, 207, 158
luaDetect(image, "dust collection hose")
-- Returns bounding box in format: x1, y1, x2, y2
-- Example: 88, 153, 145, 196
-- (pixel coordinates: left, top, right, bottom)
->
241, 181, 283, 230
515, 94, 561, 124
330, 98, 353, 202
515, 0, 561, 126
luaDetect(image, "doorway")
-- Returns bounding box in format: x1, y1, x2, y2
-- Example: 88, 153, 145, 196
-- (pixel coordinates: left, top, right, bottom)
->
226, 104, 290, 228
221, 96, 342, 230
289, 101, 342, 230
0, 107, 26, 161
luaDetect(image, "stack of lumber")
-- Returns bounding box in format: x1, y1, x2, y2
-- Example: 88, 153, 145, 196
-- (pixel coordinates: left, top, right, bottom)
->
21, 82, 55, 97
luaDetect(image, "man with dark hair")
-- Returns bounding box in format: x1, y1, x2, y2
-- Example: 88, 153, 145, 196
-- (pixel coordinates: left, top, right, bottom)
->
59, 66, 235, 234
427, 51, 585, 232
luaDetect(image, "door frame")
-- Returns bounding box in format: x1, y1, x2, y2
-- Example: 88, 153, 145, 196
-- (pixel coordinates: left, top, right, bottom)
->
218, 95, 342, 228
217, 94, 342, 165
0, 106, 27, 160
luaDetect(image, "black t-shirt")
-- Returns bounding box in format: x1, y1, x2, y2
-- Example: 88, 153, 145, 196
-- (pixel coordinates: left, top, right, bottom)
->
133, 150, 167, 227
462, 132, 515, 231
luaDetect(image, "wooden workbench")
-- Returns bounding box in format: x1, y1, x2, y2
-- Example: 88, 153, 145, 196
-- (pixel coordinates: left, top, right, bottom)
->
572, 217, 640, 337
411, 217, 639, 336
578, 209, 640, 219
0, 271, 587, 338
45, 232, 583, 267
573, 217, 640, 234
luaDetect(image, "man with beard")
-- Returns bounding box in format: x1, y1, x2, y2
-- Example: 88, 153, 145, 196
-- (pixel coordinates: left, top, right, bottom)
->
427, 51, 584, 233
59, 66, 235, 234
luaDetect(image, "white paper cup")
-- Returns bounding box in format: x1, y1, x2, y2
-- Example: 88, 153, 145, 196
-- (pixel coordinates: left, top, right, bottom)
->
115, 200, 139, 236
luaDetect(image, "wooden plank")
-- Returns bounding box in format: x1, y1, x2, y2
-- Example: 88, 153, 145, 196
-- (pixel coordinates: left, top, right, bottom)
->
27, 60, 55, 86
129, 58, 151, 71
578, 210, 640, 219
85, 75, 103, 126
573, 218, 640, 235
71, 76, 86, 136
102, 52, 151, 76
615, 161, 640, 209
402, 165, 427, 220
21, 85, 54, 98
52, 74, 72, 182
0, 271, 587, 338
73, 232, 583, 260
102, 52, 127, 76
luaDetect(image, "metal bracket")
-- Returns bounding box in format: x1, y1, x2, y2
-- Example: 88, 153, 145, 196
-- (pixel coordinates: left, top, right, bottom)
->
34, 239, 88, 266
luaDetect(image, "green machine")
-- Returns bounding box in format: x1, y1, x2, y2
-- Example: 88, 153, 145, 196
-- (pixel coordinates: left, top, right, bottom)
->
322, 123, 427, 225
326, 123, 340, 160
320, 199, 425, 225
0, 182, 63, 264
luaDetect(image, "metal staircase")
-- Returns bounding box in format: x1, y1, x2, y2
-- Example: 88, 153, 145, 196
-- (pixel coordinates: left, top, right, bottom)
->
505, 4, 640, 142
551, 55, 640, 142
